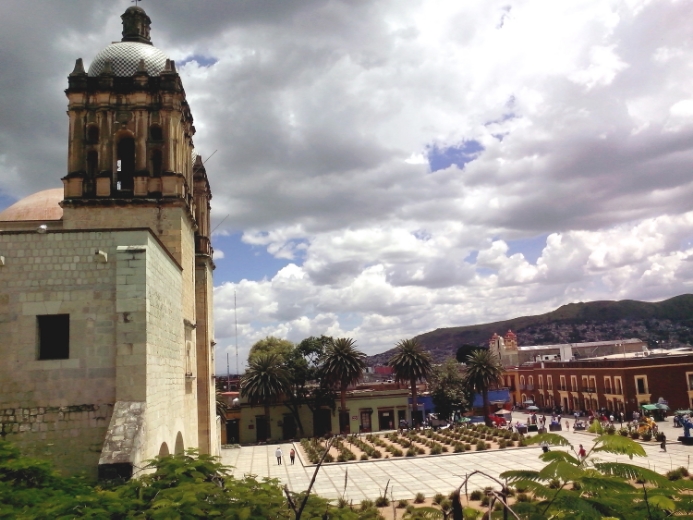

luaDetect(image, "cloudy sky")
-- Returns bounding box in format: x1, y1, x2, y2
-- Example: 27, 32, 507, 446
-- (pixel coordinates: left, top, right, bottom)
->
2, 0, 693, 373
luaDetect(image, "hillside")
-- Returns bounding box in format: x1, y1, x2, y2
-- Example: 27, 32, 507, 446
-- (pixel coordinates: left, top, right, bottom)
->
368, 294, 693, 364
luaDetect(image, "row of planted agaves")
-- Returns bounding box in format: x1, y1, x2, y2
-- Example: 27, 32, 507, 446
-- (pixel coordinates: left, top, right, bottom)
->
299, 424, 530, 463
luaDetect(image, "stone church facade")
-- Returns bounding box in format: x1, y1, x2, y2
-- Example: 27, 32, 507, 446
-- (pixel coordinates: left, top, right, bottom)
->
0, 6, 217, 479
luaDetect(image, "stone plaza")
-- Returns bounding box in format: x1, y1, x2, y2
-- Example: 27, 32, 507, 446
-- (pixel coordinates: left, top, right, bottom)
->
222, 413, 693, 502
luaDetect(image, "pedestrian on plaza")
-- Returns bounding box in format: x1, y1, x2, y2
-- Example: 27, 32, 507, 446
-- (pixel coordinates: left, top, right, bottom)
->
289, 448, 296, 465
619, 412, 624, 426
578, 444, 586, 460
609, 414, 614, 424
660, 433, 667, 452
565, 420, 569, 431
275, 447, 283, 465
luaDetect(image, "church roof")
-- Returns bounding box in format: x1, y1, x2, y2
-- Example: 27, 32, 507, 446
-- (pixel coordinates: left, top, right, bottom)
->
0, 188, 63, 221
88, 42, 169, 77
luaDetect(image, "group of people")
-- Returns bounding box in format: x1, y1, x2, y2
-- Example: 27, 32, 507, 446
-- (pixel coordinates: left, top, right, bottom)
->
274, 447, 296, 465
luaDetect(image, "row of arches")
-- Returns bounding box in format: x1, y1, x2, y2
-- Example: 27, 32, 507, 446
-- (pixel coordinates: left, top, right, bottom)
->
158, 431, 185, 457
85, 137, 163, 188
85, 124, 163, 145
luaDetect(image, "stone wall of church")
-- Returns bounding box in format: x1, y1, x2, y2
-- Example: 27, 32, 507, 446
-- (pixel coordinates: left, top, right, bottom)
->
0, 228, 200, 477
0, 229, 127, 476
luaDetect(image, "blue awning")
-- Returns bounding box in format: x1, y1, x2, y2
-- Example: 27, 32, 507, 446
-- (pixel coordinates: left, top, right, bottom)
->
473, 389, 511, 408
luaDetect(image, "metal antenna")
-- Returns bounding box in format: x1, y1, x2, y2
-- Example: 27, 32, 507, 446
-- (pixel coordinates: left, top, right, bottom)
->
235, 290, 239, 376
211, 214, 229, 234
203, 150, 218, 165
132, 0, 141, 6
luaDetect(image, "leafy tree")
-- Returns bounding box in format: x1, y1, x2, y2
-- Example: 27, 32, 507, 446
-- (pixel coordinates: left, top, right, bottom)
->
389, 338, 433, 426
463, 349, 503, 426
240, 352, 290, 441
455, 343, 484, 363
500, 432, 693, 519
281, 335, 336, 437
248, 336, 294, 364
429, 358, 470, 421
320, 337, 366, 434
216, 389, 229, 425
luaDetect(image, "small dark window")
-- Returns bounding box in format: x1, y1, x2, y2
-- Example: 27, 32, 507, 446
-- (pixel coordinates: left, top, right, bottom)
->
117, 137, 135, 190
151, 149, 162, 176
636, 378, 646, 394
87, 125, 99, 144
149, 125, 163, 141
37, 314, 69, 360
87, 151, 98, 176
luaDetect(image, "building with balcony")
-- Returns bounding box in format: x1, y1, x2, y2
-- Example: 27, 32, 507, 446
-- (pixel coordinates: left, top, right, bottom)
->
504, 350, 693, 416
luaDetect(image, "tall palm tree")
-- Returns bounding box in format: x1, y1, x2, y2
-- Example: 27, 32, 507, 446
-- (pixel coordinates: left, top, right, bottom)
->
240, 352, 289, 441
320, 337, 366, 434
464, 349, 504, 426
389, 338, 433, 427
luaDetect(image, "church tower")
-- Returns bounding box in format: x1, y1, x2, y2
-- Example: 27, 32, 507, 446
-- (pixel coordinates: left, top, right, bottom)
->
61, 6, 217, 456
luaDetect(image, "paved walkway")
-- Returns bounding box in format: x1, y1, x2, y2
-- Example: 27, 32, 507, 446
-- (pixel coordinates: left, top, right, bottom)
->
220, 414, 693, 501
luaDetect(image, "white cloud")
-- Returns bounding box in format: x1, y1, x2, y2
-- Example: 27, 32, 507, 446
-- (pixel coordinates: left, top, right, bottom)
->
3, 0, 693, 372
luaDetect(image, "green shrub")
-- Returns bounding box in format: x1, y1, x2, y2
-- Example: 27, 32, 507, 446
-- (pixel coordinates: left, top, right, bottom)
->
406, 505, 416, 514
360, 499, 375, 511
397, 499, 408, 508
375, 496, 389, 507
336, 497, 349, 508
630, 431, 640, 440
619, 428, 629, 436
469, 490, 483, 501
667, 467, 689, 480
406, 447, 417, 457
433, 493, 445, 505
415, 492, 425, 503
360, 453, 369, 460
476, 440, 487, 451
430, 444, 443, 455
641, 431, 652, 441
548, 478, 561, 489
655, 432, 666, 442
480, 495, 490, 506
516, 493, 530, 502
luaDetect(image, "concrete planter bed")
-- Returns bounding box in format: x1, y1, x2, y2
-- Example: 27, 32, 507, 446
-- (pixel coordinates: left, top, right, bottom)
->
298, 424, 530, 465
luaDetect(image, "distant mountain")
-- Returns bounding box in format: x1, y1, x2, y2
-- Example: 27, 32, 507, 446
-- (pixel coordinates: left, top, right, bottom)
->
368, 294, 693, 364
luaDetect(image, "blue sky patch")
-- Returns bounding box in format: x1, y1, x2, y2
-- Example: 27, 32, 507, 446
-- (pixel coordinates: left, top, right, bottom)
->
212, 232, 293, 283
426, 140, 484, 172
506, 234, 549, 264
180, 54, 218, 68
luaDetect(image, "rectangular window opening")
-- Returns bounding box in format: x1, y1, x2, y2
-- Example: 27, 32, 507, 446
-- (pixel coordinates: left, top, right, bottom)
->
37, 314, 69, 360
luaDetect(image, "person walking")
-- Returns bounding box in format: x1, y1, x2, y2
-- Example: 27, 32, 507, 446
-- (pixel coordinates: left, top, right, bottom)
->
660, 433, 667, 452
578, 444, 586, 461
275, 446, 283, 465
289, 448, 296, 465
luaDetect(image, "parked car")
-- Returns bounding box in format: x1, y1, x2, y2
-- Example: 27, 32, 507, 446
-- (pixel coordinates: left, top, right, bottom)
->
489, 415, 507, 427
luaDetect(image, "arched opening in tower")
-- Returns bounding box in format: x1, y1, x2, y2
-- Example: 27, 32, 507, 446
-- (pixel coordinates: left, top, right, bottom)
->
117, 137, 135, 190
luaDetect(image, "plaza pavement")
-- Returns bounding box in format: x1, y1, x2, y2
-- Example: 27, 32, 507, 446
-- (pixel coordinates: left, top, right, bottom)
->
220, 413, 693, 501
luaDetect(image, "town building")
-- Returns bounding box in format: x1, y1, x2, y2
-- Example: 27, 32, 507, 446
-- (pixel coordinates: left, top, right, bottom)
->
490, 330, 647, 367
503, 350, 693, 417
0, 6, 217, 479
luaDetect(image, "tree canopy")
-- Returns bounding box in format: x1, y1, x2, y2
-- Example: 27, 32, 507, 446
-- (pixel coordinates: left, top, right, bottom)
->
429, 358, 470, 420
455, 343, 485, 363
247, 336, 295, 364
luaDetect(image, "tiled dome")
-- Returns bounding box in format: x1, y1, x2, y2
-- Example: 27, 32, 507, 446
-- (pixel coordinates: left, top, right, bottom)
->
0, 188, 64, 221
88, 42, 169, 77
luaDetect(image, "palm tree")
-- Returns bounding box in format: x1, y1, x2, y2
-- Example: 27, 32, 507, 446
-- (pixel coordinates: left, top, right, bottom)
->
464, 349, 504, 426
216, 390, 228, 425
389, 338, 433, 427
240, 352, 289, 441
320, 337, 366, 434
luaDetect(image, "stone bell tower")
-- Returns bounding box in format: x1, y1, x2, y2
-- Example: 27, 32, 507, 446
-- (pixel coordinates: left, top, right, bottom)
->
60, 5, 217, 457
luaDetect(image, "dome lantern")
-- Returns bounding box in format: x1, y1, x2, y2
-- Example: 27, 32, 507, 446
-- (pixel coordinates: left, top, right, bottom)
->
121, 6, 152, 45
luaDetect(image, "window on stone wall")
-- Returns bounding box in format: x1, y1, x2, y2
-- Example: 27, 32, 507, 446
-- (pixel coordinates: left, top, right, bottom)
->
87, 150, 98, 176
86, 125, 99, 144
37, 314, 69, 360
117, 137, 135, 190
149, 125, 163, 141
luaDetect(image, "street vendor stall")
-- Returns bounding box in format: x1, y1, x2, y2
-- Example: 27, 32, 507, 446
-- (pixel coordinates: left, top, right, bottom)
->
641, 403, 669, 422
